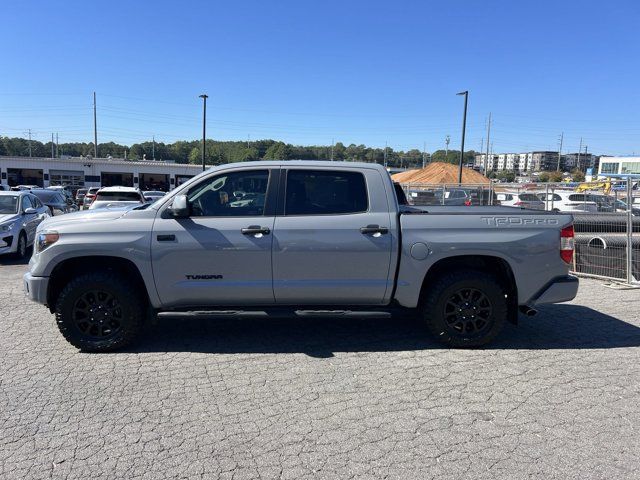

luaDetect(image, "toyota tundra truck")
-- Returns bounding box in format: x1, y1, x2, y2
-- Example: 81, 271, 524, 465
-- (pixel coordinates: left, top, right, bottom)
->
23, 161, 578, 351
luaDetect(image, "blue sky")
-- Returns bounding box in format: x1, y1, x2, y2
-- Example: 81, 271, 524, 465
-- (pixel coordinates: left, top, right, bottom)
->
1, 0, 639, 155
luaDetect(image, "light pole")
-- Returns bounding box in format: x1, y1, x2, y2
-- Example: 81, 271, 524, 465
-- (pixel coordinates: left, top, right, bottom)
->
456, 91, 468, 184
199, 94, 208, 171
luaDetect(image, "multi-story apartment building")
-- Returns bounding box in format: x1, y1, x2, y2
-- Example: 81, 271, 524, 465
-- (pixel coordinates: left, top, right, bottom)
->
474, 151, 598, 174
528, 151, 560, 171
563, 152, 597, 172
473, 154, 498, 172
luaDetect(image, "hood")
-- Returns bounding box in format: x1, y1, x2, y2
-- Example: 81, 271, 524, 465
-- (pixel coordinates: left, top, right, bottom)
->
0, 213, 20, 225
37, 207, 131, 231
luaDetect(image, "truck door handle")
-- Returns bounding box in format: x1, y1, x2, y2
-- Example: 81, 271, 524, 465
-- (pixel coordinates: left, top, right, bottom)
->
360, 225, 389, 235
157, 234, 176, 242
241, 226, 271, 235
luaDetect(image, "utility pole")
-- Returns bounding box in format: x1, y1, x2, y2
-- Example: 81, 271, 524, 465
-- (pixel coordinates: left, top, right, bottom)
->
422, 142, 427, 168
199, 94, 208, 171
445, 135, 450, 159
51, 133, 55, 159
584, 144, 589, 170
383, 141, 388, 167
557, 132, 563, 171
456, 91, 469, 183
577, 137, 583, 171
331, 138, 334, 161
93, 92, 98, 158
484, 112, 491, 175
28, 129, 32, 157
152, 135, 156, 160
55, 133, 59, 158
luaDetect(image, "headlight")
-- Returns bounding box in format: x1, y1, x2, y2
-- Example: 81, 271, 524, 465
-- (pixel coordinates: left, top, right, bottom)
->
36, 231, 59, 254
0, 222, 15, 232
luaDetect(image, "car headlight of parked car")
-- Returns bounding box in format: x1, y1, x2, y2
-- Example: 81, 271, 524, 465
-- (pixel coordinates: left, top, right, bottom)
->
35, 231, 59, 253
0, 222, 15, 232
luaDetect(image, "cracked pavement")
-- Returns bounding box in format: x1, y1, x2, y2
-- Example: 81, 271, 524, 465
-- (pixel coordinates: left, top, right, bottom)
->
1, 258, 639, 479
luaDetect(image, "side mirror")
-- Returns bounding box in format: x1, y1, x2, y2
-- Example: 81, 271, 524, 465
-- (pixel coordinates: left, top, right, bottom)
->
24, 207, 37, 215
170, 194, 190, 218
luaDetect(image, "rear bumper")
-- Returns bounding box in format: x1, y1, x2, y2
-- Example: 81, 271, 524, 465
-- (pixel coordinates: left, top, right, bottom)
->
529, 275, 579, 306
23, 272, 49, 305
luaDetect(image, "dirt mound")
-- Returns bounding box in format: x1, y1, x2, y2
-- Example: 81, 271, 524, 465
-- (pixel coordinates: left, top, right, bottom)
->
392, 162, 490, 184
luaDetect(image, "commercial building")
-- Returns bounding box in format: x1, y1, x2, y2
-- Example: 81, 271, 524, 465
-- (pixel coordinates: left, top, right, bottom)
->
0, 156, 208, 190
597, 156, 640, 176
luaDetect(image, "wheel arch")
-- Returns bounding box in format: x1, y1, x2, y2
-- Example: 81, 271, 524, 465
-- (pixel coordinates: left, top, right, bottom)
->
47, 256, 150, 313
418, 255, 519, 324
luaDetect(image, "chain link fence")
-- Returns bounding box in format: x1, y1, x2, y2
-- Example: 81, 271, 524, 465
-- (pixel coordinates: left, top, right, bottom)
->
398, 180, 639, 285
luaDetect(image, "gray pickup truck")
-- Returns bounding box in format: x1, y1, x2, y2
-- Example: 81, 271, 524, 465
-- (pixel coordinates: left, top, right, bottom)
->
24, 161, 578, 351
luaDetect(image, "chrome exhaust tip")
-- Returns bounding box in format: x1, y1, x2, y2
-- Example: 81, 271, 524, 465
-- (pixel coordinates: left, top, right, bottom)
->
519, 305, 538, 317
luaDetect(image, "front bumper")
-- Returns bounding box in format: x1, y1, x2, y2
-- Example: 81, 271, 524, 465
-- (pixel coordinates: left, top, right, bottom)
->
530, 275, 579, 306
23, 272, 49, 305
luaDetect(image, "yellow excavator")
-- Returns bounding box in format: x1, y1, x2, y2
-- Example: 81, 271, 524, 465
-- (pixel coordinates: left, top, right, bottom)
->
575, 181, 612, 194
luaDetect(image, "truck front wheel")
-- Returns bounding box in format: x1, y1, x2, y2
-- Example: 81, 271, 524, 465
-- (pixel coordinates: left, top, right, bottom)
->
54, 271, 145, 352
422, 270, 507, 347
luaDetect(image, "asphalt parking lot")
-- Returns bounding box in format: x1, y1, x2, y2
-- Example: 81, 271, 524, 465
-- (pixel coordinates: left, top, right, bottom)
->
1, 258, 639, 480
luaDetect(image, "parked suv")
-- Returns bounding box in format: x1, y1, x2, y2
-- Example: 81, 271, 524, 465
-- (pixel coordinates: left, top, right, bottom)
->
497, 192, 545, 210
88, 186, 145, 210
535, 191, 599, 213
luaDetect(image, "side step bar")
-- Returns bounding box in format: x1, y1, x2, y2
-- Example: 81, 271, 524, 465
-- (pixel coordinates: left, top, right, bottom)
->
157, 309, 393, 320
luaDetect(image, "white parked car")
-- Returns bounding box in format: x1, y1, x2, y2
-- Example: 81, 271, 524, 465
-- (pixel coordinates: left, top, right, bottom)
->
496, 192, 545, 210
535, 191, 599, 213
88, 186, 146, 210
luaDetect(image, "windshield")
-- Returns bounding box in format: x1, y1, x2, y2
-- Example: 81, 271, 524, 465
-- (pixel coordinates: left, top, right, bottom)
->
95, 191, 142, 202
31, 190, 59, 202
0, 196, 19, 214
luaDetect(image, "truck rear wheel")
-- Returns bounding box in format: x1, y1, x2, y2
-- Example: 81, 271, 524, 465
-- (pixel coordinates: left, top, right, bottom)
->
422, 270, 507, 347
55, 271, 145, 352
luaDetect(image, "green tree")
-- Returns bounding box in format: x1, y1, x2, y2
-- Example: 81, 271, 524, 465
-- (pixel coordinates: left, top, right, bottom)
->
548, 171, 563, 183
263, 142, 291, 160
571, 169, 586, 182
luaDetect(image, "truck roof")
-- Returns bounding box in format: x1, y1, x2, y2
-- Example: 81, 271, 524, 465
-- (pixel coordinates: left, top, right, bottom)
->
209, 160, 390, 173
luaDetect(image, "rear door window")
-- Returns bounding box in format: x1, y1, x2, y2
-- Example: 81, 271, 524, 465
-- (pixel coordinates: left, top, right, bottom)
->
285, 170, 368, 215
519, 194, 539, 202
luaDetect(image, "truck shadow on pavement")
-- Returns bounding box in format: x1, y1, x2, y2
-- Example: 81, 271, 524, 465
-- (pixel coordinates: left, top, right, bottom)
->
126, 304, 640, 357
0, 255, 30, 266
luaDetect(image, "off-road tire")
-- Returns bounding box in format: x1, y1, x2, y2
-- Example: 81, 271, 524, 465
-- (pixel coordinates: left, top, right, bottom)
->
55, 271, 145, 352
422, 270, 507, 348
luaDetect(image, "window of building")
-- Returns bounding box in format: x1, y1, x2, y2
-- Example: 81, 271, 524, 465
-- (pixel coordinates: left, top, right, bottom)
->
600, 162, 619, 174
285, 170, 368, 216
621, 162, 640, 174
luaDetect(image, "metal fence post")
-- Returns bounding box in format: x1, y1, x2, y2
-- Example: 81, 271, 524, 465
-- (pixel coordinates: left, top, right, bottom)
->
626, 179, 633, 284
545, 184, 549, 211
441, 185, 446, 205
